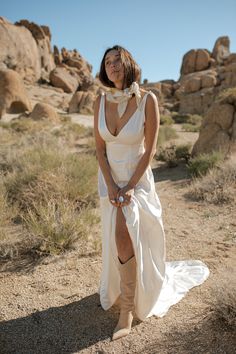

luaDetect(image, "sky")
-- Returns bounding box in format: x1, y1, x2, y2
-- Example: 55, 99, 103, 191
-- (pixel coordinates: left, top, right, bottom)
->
1, 0, 236, 83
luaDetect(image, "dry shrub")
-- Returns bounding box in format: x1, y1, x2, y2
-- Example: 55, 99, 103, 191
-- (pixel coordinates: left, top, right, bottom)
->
181, 123, 200, 132
210, 274, 236, 329
160, 115, 174, 125
22, 197, 99, 256
187, 157, 236, 204
157, 125, 178, 146
187, 151, 224, 177
156, 143, 192, 167
0, 120, 99, 259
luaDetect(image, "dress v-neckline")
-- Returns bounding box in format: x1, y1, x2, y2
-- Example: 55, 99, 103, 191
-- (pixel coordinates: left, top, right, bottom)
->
103, 92, 148, 138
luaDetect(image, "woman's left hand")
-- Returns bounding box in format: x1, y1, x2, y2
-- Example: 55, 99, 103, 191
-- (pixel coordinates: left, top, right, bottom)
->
117, 185, 134, 207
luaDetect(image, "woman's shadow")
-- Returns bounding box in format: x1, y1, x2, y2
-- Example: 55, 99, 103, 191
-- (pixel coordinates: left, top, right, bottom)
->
0, 292, 141, 354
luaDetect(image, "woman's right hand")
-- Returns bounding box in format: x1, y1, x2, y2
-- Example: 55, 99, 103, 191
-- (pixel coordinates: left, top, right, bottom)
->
107, 182, 120, 207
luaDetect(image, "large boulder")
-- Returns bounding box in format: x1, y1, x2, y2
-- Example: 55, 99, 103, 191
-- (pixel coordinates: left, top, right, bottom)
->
30, 102, 60, 122
49, 67, 79, 93
69, 91, 94, 114
177, 36, 236, 114
212, 36, 230, 64
180, 49, 211, 75
51, 47, 94, 93
0, 17, 41, 82
192, 88, 236, 156
15, 19, 56, 81
0, 69, 31, 118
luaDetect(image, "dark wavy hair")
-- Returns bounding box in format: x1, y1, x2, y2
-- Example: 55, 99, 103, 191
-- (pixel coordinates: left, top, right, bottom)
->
98, 45, 141, 90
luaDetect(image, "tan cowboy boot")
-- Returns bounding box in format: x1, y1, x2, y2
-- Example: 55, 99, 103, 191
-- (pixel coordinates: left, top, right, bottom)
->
112, 255, 137, 341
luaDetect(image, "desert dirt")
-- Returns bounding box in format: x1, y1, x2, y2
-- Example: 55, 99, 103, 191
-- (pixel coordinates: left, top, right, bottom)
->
0, 114, 235, 354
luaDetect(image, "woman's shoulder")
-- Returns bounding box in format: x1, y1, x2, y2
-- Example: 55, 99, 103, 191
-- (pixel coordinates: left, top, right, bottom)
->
140, 88, 157, 102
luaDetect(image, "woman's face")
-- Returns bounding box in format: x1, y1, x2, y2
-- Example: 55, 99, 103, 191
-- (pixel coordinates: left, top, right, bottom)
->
104, 49, 125, 85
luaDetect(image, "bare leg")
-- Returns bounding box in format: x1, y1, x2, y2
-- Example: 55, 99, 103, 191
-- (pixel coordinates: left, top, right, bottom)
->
115, 207, 134, 263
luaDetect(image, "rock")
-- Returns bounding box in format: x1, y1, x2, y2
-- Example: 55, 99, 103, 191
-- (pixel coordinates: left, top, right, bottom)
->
226, 53, 236, 65
49, 67, 79, 93
184, 77, 201, 93
196, 50, 211, 71
180, 49, 210, 75
192, 123, 230, 156
192, 88, 236, 157
30, 102, 60, 122
179, 87, 217, 115
201, 74, 217, 88
53, 45, 62, 65
0, 17, 41, 82
0, 69, 31, 118
212, 36, 230, 64
204, 102, 234, 130
15, 19, 56, 80
69, 91, 94, 114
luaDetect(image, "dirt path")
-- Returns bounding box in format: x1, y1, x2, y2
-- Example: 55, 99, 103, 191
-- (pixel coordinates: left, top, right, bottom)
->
0, 158, 235, 354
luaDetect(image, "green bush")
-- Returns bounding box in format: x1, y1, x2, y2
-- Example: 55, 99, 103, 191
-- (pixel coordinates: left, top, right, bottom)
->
172, 113, 203, 126
172, 114, 191, 124
157, 145, 178, 167
175, 144, 192, 162
187, 151, 224, 177
157, 143, 192, 167
181, 123, 200, 132
188, 114, 203, 126
157, 126, 178, 146
160, 115, 174, 125
187, 158, 236, 204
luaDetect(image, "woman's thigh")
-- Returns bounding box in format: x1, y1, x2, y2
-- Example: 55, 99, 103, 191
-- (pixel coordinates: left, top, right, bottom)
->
115, 207, 130, 239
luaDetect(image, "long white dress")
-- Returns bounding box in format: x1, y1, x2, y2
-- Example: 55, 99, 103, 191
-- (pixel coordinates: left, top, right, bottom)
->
97, 90, 209, 321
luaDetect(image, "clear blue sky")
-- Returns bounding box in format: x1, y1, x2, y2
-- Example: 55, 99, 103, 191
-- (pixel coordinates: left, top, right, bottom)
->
1, 0, 236, 83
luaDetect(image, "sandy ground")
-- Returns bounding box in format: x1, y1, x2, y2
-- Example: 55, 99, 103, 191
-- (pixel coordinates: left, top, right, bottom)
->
0, 113, 235, 354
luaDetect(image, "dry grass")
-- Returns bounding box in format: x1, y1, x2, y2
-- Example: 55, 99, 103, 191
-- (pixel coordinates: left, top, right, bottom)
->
0, 117, 99, 260
160, 115, 174, 125
186, 157, 236, 204
210, 275, 236, 329
157, 125, 178, 146
187, 151, 224, 177
156, 143, 192, 167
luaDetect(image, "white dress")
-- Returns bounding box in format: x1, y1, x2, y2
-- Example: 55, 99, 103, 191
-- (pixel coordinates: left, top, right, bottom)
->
97, 90, 209, 321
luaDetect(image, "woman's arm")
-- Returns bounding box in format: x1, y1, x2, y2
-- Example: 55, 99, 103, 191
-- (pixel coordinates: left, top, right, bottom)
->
127, 92, 160, 189
117, 92, 160, 205
94, 94, 116, 188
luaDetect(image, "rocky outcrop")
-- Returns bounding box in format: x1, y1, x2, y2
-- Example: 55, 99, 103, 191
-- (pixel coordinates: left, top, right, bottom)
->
176, 36, 236, 115
212, 36, 230, 64
180, 49, 212, 75
49, 67, 79, 93
192, 88, 236, 157
0, 17, 41, 83
0, 16, 94, 93
30, 102, 60, 122
15, 19, 56, 81
69, 91, 94, 114
51, 47, 94, 93
147, 36, 236, 116
0, 69, 31, 118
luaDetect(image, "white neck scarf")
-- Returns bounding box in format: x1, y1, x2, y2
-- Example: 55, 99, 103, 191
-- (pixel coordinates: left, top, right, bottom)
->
105, 81, 142, 118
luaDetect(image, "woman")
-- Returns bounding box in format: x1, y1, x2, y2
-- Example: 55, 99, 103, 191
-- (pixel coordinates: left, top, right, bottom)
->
94, 45, 209, 341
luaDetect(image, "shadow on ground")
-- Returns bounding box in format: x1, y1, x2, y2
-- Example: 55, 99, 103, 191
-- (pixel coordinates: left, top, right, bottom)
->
0, 292, 142, 354
152, 161, 190, 183
140, 313, 235, 354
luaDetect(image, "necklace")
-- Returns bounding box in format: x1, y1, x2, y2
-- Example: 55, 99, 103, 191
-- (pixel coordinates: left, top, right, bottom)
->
105, 81, 142, 118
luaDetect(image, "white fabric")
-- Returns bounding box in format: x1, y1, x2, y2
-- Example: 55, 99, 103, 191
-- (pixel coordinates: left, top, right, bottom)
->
97, 90, 210, 321
105, 81, 142, 118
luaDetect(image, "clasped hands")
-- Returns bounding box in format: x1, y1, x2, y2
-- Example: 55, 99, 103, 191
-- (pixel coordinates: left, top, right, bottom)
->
108, 183, 134, 207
